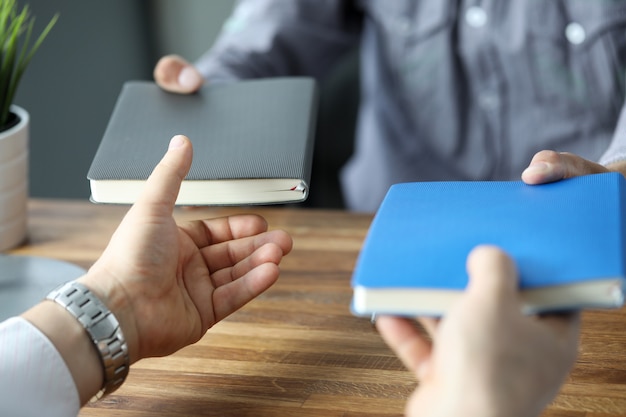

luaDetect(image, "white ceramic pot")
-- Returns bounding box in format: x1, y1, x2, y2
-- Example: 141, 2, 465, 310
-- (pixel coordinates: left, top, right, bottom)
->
0, 105, 29, 252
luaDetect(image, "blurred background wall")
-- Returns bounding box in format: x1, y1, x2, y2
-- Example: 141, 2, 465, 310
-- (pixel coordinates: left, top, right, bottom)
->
15, 0, 357, 208
15, 0, 235, 199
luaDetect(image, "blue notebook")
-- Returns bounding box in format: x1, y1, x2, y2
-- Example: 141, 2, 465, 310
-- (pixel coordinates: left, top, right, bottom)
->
351, 173, 626, 317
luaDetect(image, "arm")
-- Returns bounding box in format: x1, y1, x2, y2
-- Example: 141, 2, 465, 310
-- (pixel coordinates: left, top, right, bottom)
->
154, 0, 361, 93
17, 135, 293, 406
376, 246, 580, 417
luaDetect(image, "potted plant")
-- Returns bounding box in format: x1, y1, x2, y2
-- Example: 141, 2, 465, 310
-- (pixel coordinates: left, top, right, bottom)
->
0, 0, 57, 251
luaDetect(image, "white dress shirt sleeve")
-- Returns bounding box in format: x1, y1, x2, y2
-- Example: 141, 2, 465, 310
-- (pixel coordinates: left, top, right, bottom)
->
0, 316, 80, 417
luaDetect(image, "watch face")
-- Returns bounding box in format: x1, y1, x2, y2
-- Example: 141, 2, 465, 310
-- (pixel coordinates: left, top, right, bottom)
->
0, 254, 85, 321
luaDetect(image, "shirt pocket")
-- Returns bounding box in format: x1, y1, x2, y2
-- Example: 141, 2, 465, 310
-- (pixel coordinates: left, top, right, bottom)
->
527, 2, 626, 120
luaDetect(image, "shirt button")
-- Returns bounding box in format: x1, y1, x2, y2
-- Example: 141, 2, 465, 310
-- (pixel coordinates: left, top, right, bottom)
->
565, 22, 586, 45
465, 6, 488, 28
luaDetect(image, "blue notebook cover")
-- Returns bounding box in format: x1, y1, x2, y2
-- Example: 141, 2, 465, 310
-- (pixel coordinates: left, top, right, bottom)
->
351, 173, 626, 316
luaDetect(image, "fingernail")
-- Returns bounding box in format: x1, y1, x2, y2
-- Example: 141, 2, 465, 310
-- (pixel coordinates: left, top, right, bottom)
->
178, 67, 202, 90
169, 135, 185, 150
523, 162, 550, 177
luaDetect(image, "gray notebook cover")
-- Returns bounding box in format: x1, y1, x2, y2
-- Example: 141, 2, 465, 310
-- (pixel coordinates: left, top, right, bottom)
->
87, 77, 318, 187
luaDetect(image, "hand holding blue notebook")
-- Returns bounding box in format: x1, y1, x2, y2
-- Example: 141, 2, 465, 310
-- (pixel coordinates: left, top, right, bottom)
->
351, 173, 626, 317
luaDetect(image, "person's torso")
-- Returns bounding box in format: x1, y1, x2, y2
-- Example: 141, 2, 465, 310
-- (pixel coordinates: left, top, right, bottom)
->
352, 0, 626, 182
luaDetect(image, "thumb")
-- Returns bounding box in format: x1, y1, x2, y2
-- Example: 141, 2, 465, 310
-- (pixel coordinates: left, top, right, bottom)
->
521, 150, 607, 185
135, 135, 193, 212
153, 54, 204, 94
464, 245, 519, 309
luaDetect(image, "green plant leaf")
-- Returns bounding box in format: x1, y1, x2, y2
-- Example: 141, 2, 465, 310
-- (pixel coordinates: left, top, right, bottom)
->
0, 0, 57, 129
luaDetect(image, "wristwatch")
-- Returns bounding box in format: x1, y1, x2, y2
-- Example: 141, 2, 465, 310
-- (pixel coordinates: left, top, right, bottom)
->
46, 281, 129, 401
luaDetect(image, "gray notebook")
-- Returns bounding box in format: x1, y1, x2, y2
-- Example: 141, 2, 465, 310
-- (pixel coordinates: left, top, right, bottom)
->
87, 78, 318, 205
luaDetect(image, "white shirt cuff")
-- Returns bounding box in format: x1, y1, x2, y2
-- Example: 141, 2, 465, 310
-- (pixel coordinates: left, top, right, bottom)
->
0, 316, 80, 417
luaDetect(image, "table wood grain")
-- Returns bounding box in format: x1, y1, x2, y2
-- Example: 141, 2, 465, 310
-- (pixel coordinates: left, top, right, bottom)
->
10, 199, 626, 416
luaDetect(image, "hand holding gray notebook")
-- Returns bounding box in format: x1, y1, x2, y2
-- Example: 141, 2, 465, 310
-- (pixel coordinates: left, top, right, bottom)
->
87, 77, 318, 205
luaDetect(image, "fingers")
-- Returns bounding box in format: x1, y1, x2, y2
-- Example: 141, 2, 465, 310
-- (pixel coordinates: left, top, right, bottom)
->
216, 216, 274, 242
154, 54, 204, 94
133, 135, 193, 217
181, 215, 293, 275
465, 245, 518, 309
208, 231, 292, 283
376, 315, 433, 378
521, 150, 608, 185
212, 262, 282, 322
180, 214, 268, 247
192, 234, 290, 327
417, 317, 439, 338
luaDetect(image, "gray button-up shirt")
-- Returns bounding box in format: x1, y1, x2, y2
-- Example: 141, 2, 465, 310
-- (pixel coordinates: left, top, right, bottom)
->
196, 0, 626, 212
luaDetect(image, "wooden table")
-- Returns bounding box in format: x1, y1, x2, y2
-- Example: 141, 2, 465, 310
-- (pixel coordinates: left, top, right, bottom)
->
10, 199, 626, 416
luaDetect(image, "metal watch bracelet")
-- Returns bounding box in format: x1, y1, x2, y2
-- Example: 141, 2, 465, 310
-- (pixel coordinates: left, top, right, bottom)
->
46, 281, 129, 401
